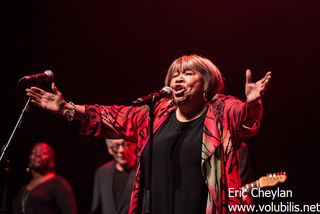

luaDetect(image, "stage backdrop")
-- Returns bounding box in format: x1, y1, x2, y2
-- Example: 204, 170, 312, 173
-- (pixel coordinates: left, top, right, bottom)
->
1, 0, 320, 213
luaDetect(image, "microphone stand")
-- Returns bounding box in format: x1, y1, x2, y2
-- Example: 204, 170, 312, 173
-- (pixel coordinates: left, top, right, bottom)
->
144, 98, 155, 214
0, 97, 31, 163
132, 95, 157, 214
0, 161, 10, 214
0, 97, 31, 214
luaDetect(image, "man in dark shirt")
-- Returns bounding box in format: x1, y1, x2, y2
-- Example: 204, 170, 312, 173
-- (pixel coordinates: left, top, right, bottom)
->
90, 138, 137, 214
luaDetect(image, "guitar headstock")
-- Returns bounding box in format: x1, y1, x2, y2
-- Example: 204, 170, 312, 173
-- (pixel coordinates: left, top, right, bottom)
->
259, 172, 287, 188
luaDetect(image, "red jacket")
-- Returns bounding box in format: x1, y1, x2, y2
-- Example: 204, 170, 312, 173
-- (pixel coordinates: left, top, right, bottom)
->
80, 94, 263, 214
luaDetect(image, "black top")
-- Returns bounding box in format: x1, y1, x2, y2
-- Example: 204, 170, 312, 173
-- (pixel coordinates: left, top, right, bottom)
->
13, 175, 77, 214
142, 111, 208, 214
112, 168, 131, 210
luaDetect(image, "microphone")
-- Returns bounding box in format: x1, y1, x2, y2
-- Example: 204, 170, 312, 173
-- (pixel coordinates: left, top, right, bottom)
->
132, 86, 172, 106
19, 70, 54, 83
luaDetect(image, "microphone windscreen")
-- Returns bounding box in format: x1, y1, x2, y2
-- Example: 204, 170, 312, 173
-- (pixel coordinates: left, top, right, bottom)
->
162, 86, 172, 97
44, 70, 54, 81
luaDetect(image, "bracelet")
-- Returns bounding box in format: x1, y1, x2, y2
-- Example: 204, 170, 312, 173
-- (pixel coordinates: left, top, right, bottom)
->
63, 101, 76, 121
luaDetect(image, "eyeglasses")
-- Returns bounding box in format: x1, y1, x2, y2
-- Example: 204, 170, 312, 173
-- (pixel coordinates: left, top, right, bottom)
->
111, 143, 132, 152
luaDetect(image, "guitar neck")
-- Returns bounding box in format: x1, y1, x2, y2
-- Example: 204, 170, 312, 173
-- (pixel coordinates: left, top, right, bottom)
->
241, 180, 260, 193
241, 173, 287, 193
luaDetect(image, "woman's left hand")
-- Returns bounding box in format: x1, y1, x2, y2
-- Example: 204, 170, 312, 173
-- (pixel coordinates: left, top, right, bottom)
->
245, 69, 272, 103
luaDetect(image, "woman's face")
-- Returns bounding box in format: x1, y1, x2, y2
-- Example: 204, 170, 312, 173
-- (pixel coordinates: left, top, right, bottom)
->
170, 69, 206, 106
29, 144, 52, 173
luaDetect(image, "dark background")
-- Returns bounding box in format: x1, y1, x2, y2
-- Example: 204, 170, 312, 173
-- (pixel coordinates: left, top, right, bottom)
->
1, 0, 320, 213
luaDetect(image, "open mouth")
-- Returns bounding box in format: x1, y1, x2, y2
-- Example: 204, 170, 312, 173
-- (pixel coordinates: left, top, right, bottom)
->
174, 85, 186, 97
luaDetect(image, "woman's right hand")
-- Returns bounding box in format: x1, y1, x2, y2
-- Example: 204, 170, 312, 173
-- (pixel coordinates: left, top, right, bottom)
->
26, 82, 66, 114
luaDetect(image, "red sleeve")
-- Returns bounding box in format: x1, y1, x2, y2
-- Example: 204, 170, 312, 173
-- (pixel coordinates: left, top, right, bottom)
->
79, 104, 149, 142
222, 95, 263, 139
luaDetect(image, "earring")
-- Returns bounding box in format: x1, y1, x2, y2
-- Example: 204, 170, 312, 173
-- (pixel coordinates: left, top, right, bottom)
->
171, 97, 177, 105
203, 91, 208, 102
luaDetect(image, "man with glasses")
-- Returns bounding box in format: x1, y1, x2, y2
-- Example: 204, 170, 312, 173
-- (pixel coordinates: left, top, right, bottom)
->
90, 138, 137, 214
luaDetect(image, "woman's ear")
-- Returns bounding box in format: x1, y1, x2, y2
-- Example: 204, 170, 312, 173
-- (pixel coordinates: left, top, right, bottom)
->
203, 90, 209, 102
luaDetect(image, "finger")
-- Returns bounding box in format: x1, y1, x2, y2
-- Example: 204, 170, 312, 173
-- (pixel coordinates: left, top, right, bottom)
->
30, 99, 42, 107
32, 94, 45, 104
261, 71, 272, 84
26, 89, 33, 96
264, 75, 271, 83
51, 82, 59, 95
260, 78, 271, 96
26, 89, 43, 100
30, 87, 46, 96
263, 77, 271, 89
262, 76, 271, 85
246, 69, 252, 84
